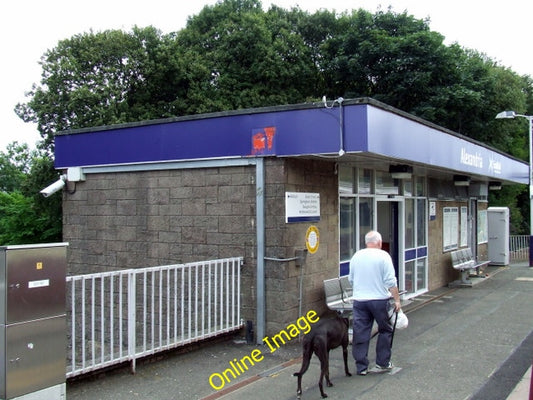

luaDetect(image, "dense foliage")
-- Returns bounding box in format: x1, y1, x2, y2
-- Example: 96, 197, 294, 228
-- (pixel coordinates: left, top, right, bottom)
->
3, 0, 532, 244
0, 144, 62, 244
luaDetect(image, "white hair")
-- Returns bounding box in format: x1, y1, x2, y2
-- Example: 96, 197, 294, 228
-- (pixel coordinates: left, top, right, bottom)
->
365, 231, 382, 244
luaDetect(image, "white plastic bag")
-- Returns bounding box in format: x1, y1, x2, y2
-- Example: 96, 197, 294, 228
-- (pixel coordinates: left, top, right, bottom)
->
391, 309, 409, 330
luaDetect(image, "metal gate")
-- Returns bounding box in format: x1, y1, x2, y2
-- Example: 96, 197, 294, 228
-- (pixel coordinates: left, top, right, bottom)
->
66, 257, 243, 378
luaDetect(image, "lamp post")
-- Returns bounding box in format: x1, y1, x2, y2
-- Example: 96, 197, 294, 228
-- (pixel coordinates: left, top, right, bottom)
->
496, 111, 533, 267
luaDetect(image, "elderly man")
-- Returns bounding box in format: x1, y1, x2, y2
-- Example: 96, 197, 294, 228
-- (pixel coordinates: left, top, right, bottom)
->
348, 230, 401, 375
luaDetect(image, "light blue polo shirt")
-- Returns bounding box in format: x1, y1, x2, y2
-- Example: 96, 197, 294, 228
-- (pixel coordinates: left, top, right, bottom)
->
348, 248, 397, 301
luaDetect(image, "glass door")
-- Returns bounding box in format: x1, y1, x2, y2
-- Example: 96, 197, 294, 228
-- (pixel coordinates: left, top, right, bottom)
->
377, 198, 403, 290
403, 197, 428, 296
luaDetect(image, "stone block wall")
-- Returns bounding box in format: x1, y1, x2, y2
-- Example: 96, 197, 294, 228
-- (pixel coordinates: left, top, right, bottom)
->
428, 201, 460, 289
427, 200, 489, 289
63, 166, 257, 275
262, 158, 339, 336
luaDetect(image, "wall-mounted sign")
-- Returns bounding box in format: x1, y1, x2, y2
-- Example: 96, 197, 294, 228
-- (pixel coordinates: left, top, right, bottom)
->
306, 225, 320, 254
429, 201, 436, 221
285, 192, 320, 223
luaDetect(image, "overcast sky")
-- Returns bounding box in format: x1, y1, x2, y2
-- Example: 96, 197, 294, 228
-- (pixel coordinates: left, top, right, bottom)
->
2, 0, 532, 152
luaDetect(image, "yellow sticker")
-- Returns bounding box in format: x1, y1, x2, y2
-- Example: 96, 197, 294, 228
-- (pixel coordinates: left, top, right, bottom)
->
306, 226, 319, 254
36, 262, 43, 270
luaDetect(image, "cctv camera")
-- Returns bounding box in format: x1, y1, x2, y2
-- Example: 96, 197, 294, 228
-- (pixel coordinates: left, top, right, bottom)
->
40, 175, 67, 197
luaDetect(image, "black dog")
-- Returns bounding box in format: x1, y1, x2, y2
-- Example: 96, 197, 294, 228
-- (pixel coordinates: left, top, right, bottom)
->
293, 314, 352, 398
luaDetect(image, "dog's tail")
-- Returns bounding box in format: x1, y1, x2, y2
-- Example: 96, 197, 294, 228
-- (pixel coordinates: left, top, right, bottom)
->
294, 340, 313, 378
293, 362, 307, 377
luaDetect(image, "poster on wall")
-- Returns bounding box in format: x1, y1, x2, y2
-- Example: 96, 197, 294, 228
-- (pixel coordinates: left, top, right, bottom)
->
285, 192, 320, 223
443, 207, 459, 251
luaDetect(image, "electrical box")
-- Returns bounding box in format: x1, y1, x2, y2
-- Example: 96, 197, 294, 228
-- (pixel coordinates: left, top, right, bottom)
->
0, 243, 68, 400
488, 207, 510, 265
66, 167, 85, 182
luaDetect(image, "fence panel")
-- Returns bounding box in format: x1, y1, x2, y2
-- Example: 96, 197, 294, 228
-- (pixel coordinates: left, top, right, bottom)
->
510, 235, 529, 261
66, 257, 243, 378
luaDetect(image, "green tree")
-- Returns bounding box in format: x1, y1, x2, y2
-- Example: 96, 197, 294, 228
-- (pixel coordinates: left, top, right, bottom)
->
12, 0, 533, 236
177, 0, 318, 111
15, 26, 183, 149
0, 192, 38, 245
20, 155, 63, 243
0, 144, 61, 245
0, 142, 33, 192
321, 8, 447, 110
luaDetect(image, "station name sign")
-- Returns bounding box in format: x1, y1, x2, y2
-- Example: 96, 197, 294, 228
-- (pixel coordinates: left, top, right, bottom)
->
460, 147, 502, 175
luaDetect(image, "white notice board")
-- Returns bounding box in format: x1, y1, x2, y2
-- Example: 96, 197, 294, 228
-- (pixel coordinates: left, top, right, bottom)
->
285, 192, 320, 223
443, 207, 458, 251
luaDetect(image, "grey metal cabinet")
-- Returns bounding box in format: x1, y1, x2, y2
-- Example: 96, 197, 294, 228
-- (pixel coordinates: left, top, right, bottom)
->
0, 243, 68, 400
488, 207, 510, 265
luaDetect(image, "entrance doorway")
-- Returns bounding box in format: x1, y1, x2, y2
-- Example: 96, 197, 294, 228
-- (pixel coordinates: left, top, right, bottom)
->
469, 199, 478, 259
377, 199, 402, 281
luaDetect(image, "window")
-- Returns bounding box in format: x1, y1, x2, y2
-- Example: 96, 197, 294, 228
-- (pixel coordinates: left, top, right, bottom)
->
405, 260, 415, 293
403, 179, 413, 197
405, 199, 415, 249
358, 169, 372, 194
416, 176, 426, 196
417, 199, 427, 246
340, 197, 355, 261
417, 259, 427, 290
339, 167, 354, 194
359, 197, 373, 249
375, 171, 399, 195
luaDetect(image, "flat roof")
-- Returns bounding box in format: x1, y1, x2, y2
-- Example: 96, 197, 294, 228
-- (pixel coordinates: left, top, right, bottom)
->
54, 98, 528, 184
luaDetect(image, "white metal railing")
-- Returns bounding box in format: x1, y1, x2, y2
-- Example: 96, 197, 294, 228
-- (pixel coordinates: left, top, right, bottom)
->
509, 235, 529, 261
66, 257, 243, 378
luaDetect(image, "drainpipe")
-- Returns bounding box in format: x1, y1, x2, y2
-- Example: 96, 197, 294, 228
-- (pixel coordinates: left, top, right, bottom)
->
338, 98, 345, 157
322, 96, 345, 156
255, 158, 265, 345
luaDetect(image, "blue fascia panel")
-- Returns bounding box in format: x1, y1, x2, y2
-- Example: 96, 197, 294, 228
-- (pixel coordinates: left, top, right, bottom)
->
365, 106, 528, 184
54, 101, 528, 185
54, 107, 343, 168
343, 104, 369, 152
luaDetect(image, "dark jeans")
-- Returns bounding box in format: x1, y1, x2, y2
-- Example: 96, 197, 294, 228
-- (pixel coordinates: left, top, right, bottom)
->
352, 299, 393, 373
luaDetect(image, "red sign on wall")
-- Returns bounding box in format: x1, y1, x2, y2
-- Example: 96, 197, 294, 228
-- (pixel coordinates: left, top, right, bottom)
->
251, 126, 276, 155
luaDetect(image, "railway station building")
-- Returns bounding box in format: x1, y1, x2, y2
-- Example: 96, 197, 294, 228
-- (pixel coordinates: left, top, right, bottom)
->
52, 98, 528, 341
